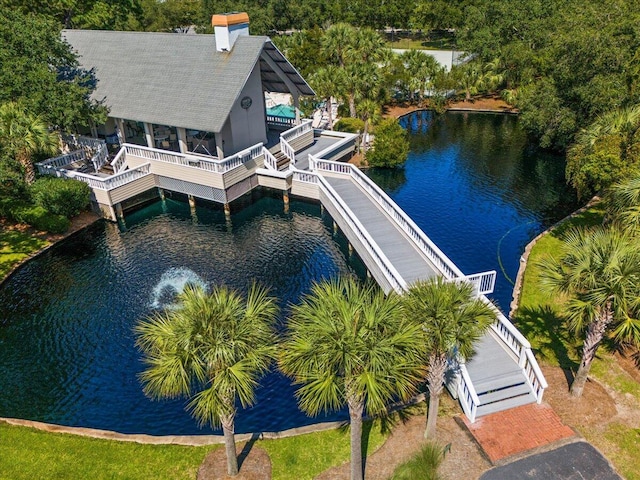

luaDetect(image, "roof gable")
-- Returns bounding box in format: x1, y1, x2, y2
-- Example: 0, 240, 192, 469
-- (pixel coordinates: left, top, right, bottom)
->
63, 30, 267, 133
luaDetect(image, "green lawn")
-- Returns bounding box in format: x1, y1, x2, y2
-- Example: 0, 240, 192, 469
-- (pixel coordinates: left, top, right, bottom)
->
513, 206, 605, 368
0, 227, 49, 280
513, 203, 640, 480
0, 423, 215, 480
0, 421, 387, 480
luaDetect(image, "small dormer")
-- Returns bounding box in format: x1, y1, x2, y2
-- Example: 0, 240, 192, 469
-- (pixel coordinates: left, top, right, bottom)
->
212, 12, 250, 52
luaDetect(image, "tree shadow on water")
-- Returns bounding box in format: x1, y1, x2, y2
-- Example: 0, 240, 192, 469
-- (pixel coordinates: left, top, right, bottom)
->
513, 305, 579, 376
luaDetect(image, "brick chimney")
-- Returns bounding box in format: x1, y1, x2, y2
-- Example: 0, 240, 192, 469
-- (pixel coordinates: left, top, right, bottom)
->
212, 12, 250, 52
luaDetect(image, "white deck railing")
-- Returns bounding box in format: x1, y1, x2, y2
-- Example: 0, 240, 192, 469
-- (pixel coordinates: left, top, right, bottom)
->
293, 169, 407, 292
70, 163, 151, 190
457, 365, 480, 422
123, 143, 262, 174
37, 150, 86, 172
111, 147, 127, 173
281, 137, 295, 165
281, 120, 312, 143
263, 147, 279, 171
311, 158, 547, 411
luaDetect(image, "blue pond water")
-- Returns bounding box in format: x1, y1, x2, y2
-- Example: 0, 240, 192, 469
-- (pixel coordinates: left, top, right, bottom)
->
0, 112, 577, 435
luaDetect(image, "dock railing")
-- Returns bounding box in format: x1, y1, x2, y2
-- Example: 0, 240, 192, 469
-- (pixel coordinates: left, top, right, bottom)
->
311, 158, 548, 410
262, 147, 279, 171
123, 143, 263, 174
292, 169, 408, 292
69, 163, 151, 190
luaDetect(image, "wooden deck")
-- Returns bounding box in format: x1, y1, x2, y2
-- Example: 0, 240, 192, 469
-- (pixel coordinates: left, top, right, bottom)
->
313, 169, 540, 420
324, 176, 439, 284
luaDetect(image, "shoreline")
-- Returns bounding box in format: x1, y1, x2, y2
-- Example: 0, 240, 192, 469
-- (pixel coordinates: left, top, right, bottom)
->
0, 211, 102, 287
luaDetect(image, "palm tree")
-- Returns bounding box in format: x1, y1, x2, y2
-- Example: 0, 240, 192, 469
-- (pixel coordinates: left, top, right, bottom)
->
0, 102, 58, 184
402, 278, 496, 439
605, 177, 640, 233
135, 283, 279, 476
356, 98, 381, 153
322, 23, 354, 68
577, 104, 640, 162
310, 66, 342, 130
538, 227, 640, 397
279, 277, 424, 480
401, 50, 440, 104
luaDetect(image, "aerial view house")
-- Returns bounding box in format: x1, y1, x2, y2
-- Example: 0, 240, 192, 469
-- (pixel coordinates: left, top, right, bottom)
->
39, 13, 356, 220
36, 14, 547, 423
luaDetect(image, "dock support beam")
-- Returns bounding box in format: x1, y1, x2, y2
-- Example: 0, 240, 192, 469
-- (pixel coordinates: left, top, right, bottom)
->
348, 243, 353, 257
224, 203, 231, 217
333, 221, 338, 235
158, 188, 165, 201
115, 203, 124, 221
188, 195, 196, 208
283, 190, 290, 213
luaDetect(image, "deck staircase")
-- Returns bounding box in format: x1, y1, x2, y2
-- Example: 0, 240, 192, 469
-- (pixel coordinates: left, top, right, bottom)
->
464, 330, 537, 418
273, 149, 290, 171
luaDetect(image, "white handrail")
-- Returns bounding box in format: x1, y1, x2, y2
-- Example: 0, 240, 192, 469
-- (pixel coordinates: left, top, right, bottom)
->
455, 271, 496, 296
457, 364, 480, 422
123, 143, 263, 174
524, 349, 548, 403
262, 147, 278, 171
280, 119, 312, 143
111, 147, 127, 173
37, 150, 85, 170
69, 163, 151, 190
315, 159, 465, 279
281, 137, 295, 165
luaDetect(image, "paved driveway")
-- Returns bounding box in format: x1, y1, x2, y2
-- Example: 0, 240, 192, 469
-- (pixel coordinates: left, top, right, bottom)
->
479, 441, 622, 480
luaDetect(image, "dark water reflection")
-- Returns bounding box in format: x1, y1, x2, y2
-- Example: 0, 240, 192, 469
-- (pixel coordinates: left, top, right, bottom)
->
0, 192, 364, 435
389, 111, 578, 309
0, 112, 578, 435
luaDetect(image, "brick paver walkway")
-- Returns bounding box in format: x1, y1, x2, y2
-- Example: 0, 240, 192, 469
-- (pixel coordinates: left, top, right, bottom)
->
462, 403, 576, 463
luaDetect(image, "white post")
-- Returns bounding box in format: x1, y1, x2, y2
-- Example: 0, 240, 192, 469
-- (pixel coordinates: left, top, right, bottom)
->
215, 133, 224, 158
143, 123, 154, 149
177, 127, 188, 153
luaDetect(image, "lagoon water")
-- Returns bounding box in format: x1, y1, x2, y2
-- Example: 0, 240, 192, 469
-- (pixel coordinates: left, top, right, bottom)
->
0, 112, 577, 435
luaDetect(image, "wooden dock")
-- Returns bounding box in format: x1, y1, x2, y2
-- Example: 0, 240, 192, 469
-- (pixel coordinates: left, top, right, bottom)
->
292, 158, 547, 421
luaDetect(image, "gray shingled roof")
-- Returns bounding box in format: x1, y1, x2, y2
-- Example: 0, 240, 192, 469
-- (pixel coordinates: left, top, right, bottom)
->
63, 30, 312, 133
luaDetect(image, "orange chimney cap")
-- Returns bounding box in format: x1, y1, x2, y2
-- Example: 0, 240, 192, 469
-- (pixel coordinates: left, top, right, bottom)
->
212, 12, 250, 27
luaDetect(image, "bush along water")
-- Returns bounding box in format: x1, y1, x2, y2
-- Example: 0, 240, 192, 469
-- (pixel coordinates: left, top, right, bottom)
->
30, 177, 90, 218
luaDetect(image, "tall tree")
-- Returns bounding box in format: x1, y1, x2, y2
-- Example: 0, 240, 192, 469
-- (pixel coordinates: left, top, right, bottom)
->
539, 227, 640, 397
310, 66, 342, 130
0, 7, 106, 132
0, 102, 58, 185
402, 278, 495, 438
279, 277, 424, 480
605, 177, 640, 234
135, 283, 278, 477
356, 98, 381, 152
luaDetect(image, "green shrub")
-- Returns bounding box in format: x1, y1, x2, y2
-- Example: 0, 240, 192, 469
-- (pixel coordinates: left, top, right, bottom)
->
366, 118, 409, 168
4, 201, 69, 234
389, 443, 446, 480
30, 177, 90, 218
334, 117, 364, 133
0, 158, 28, 201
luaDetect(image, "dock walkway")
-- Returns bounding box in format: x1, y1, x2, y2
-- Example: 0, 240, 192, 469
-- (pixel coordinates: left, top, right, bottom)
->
296, 158, 547, 421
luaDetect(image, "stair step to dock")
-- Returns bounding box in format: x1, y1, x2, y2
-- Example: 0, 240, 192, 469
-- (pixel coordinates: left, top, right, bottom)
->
476, 390, 537, 418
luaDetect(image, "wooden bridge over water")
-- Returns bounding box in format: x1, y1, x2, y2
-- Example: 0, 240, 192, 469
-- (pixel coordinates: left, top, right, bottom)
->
38, 122, 547, 422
